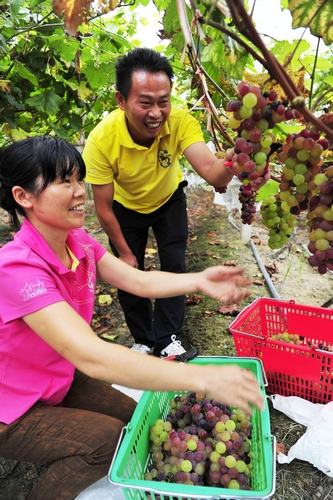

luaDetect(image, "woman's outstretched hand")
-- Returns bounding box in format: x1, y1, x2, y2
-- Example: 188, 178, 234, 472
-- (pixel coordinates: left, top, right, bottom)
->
196, 266, 253, 304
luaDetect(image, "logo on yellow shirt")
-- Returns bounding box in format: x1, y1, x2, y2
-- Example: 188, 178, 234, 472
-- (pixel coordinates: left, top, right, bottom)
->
158, 148, 171, 168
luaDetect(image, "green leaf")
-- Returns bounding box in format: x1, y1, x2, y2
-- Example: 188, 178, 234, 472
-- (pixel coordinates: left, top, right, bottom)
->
84, 64, 110, 90
255, 179, 279, 202
48, 36, 80, 63
77, 81, 93, 101
14, 60, 38, 86
0, 34, 8, 54
288, 0, 333, 46
68, 113, 83, 131
6, 94, 25, 110
26, 90, 63, 115
9, 0, 24, 21
324, 75, 333, 87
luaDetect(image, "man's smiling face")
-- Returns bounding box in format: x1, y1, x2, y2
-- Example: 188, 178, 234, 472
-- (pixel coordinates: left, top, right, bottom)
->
116, 70, 172, 148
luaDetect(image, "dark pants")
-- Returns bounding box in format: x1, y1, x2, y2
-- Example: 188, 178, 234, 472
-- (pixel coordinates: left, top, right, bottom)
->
110, 183, 188, 355
0, 370, 137, 500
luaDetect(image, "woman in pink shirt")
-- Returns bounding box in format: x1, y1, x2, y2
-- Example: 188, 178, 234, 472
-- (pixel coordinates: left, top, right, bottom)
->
0, 136, 263, 499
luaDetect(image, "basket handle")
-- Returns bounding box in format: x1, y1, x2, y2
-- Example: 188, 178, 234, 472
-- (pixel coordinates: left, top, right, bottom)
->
108, 425, 128, 484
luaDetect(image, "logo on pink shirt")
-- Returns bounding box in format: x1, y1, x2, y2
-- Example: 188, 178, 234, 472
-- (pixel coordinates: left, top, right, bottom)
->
20, 279, 47, 301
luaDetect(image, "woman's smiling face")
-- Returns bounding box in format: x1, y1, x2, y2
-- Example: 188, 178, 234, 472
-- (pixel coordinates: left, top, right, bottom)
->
25, 170, 86, 234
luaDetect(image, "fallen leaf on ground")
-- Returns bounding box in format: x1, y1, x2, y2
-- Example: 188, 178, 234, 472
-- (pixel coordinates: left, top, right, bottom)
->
206, 232, 218, 237
98, 294, 112, 305
276, 442, 288, 455
100, 333, 118, 341
94, 326, 110, 334
222, 260, 238, 267
145, 248, 157, 254
216, 304, 241, 315
265, 262, 279, 276
203, 310, 214, 316
186, 294, 203, 305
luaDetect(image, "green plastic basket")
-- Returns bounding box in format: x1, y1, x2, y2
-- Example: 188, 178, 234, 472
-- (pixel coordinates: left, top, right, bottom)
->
108, 356, 275, 500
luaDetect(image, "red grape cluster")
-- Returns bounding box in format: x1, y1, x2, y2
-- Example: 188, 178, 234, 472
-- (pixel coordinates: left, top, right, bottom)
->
238, 184, 257, 225
144, 392, 253, 491
273, 128, 331, 272
306, 163, 333, 274
226, 81, 295, 187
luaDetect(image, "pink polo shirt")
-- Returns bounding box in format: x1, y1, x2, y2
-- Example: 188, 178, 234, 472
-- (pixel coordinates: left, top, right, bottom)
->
0, 218, 107, 424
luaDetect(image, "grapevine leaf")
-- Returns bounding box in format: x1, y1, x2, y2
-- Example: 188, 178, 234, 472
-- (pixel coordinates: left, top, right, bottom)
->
14, 61, 38, 86
52, 0, 93, 35
0, 34, 8, 54
77, 81, 93, 101
288, 0, 333, 46
26, 90, 63, 115
255, 180, 279, 202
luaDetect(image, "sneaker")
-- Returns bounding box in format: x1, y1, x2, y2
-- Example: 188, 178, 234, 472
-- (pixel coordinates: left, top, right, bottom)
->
159, 335, 186, 359
131, 343, 152, 354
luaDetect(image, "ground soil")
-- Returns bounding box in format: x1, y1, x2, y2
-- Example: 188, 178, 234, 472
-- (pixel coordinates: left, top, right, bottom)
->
1, 186, 333, 500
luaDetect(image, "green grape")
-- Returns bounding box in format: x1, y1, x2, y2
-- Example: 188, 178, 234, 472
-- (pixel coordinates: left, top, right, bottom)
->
254, 151, 266, 165
294, 163, 307, 174
229, 116, 242, 129
239, 105, 253, 119
315, 238, 329, 251
296, 149, 310, 161
242, 92, 257, 108
256, 118, 269, 132
215, 441, 227, 454
285, 157, 297, 169
181, 459, 192, 472
260, 135, 273, 148
210, 451, 221, 463
292, 174, 305, 186
314, 173, 327, 186
225, 455, 237, 468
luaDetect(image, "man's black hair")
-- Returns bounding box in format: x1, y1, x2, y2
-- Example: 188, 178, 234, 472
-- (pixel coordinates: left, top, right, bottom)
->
115, 48, 174, 100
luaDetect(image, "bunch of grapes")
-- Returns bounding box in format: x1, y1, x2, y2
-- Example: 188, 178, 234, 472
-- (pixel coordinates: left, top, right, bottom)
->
144, 392, 254, 491
225, 81, 295, 187
238, 185, 257, 225
260, 194, 296, 249
277, 129, 328, 216
270, 331, 302, 345
306, 163, 333, 274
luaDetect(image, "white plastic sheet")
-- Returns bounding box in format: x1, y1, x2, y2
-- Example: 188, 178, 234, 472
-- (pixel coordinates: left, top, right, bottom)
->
270, 394, 333, 477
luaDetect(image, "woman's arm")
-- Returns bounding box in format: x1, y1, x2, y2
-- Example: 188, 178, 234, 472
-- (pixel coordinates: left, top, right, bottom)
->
23, 301, 263, 414
97, 252, 253, 304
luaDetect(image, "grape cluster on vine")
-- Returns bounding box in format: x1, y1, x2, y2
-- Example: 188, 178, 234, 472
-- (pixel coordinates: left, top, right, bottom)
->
226, 82, 295, 187
223, 82, 296, 226
144, 392, 254, 491
273, 129, 331, 273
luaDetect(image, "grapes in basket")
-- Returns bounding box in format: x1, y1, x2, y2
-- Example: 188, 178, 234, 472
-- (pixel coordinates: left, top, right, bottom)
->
144, 392, 254, 491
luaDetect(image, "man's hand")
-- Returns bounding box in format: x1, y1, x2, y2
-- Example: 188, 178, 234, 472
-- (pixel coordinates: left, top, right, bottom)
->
119, 252, 139, 268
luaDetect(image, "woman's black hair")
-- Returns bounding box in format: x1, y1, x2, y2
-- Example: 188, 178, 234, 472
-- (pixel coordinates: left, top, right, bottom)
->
0, 136, 86, 230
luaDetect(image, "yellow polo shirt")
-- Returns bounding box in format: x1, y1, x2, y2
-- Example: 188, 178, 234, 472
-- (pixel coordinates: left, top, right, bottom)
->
83, 107, 204, 213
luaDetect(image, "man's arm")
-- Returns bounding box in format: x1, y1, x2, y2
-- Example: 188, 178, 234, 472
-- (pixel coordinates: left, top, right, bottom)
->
184, 141, 269, 189
183, 142, 234, 187
90, 183, 138, 268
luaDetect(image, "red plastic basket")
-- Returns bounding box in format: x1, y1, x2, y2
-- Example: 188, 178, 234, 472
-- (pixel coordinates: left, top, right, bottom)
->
229, 298, 333, 404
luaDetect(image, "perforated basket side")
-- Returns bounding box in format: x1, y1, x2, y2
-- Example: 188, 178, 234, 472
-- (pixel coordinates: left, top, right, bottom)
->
229, 299, 333, 403
109, 357, 275, 500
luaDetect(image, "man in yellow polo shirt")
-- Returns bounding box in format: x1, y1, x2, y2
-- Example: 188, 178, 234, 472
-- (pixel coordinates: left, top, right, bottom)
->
83, 48, 235, 358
